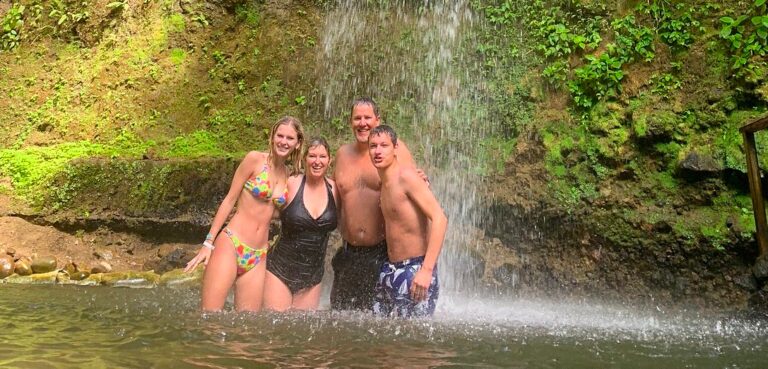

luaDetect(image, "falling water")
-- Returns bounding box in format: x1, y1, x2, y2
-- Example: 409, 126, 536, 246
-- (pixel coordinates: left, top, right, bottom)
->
317, 0, 494, 296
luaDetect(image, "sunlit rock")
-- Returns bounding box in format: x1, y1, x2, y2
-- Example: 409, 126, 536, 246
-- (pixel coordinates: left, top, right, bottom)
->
31, 256, 57, 274
0, 255, 13, 279
101, 271, 160, 287
5, 248, 15, 257
91, 261, 112, 274
14, 257, 32, 276
5, 271, 59, 284
63, 261, 79, 275
159, 267, 203, 286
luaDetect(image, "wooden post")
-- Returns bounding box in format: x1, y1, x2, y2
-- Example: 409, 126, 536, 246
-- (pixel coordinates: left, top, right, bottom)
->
742, 131, 768, 256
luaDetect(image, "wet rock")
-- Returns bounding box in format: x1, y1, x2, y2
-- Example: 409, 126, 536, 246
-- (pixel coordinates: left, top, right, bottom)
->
14, 257, 32, 276
101, 271, 160, 287
753, 254, 768, 282
493, 262, 520, 288
91, 261, 112, 274
749, 285, 768, 314
5, 271, 59, 284
159, 267, 204, 286
734, 273, 758, 292
0, 255, 14, 279
63, 261, 79, 275
70, 271, 90, 281
31, 256, 57, 274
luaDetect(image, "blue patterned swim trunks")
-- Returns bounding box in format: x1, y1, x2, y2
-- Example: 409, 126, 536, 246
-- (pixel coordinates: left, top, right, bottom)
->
373, 256, 439, 318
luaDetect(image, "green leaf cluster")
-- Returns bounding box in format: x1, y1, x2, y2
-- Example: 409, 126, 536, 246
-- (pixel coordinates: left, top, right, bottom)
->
720, 0, 768, 81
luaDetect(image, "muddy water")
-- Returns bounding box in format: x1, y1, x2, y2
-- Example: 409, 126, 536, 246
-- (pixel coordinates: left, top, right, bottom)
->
1, 284, 765, 368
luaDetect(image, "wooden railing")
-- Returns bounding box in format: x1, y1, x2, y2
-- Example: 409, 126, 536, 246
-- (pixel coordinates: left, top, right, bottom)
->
741, 114, 768, 257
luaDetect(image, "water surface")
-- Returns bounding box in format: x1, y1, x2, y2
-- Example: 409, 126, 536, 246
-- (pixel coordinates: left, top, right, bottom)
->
1, 285, 766, 368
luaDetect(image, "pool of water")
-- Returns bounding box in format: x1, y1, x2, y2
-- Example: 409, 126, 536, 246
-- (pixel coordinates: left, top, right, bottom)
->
1, 284, 766, 368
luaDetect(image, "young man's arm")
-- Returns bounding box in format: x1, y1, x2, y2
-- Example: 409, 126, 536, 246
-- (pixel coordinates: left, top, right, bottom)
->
403, 170, 447, 301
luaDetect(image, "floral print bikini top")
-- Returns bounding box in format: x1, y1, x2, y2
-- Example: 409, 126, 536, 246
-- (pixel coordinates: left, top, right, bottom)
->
243, 163, 288, 208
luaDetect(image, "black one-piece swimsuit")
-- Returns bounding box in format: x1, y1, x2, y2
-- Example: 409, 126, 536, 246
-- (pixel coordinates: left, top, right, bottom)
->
267, 176, 338, 294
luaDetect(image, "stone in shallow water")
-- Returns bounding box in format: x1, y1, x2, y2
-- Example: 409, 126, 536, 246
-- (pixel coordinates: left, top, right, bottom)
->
101, 271, 160, 287
159, 267, 203, 286
31, 256, 57, 274
70, 271, 90, 281
5, 271, 60, 284
0, 255, 13, 279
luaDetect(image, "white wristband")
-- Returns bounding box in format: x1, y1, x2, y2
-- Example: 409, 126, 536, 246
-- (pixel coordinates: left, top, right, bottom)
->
203, 241, 215, 250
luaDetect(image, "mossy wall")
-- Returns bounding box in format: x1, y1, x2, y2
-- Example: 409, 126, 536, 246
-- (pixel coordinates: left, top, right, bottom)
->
1, 0, 767, 260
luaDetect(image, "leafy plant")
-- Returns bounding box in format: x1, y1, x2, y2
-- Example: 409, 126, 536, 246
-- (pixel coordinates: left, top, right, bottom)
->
720, 0, 768, 80
1, 3, 25, 51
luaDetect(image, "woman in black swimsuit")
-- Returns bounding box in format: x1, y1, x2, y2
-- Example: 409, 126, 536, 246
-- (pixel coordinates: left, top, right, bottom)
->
263, 137, 339, 311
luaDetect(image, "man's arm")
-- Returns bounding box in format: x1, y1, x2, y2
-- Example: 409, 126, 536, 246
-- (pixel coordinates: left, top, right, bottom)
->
396, 140, 417, 168
398, 139, 430, 184
403, 170, 447, 301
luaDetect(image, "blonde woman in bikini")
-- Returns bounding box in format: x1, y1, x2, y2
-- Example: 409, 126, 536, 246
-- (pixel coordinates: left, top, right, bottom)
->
185, 116, 304, 312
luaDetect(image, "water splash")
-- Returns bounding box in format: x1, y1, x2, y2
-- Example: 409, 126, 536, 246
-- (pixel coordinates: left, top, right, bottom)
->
317, 0, 495, 296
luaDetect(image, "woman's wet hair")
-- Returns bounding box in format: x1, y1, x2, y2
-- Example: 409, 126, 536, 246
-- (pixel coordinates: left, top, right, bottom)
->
369, 125, 397, 145
304, 137, 331, 159
350, 97, 380, 118
268, 116, 305, 174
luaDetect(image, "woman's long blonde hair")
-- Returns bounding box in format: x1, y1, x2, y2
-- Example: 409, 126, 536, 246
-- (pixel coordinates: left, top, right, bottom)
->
267, 116, 304, 175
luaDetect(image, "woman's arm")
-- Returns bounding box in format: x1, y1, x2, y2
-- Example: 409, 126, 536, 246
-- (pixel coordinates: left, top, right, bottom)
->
184, 151, 264, 272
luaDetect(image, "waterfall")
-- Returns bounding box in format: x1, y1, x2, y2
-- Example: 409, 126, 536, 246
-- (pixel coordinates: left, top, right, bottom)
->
317, 0, 495, 298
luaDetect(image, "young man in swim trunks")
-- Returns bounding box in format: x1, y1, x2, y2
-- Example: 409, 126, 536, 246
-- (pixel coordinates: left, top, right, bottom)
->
368, 125, 447, 317
330, 98, 419, 311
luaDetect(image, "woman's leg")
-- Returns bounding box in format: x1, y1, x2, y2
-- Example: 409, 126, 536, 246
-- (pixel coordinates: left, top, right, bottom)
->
201, 237, 238, 312
262, 271, 293, 312
234, 260, 266, 312
291, 283, 322, 311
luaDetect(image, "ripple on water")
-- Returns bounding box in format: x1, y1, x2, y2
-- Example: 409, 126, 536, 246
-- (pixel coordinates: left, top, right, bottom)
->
1, 285, 767, 368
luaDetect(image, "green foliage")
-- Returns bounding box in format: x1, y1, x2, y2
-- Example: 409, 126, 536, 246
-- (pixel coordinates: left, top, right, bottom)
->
1, 3, 25, 51
169, 48, 186, 65
650, 73, 682, 96
0, 133, 153, 206
639, 0, 701, 50
106, 1, 128, 11
46, 0, 91, 36
720, 0, 768, 81
166, 13, 186, 33
569, 53, 625, 109
235, 3, 261, 28
476, 136, 516, 174
161, 130, 227, 158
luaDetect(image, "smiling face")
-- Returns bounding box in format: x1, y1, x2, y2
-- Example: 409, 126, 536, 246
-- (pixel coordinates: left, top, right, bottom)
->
305, 144, 330, 178
272, 123, 300, 159
350, 103, 381, 144
368, 132, 396, 169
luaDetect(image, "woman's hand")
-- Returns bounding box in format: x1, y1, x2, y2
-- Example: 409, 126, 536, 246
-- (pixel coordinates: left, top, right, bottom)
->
184, 246, 213, 272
